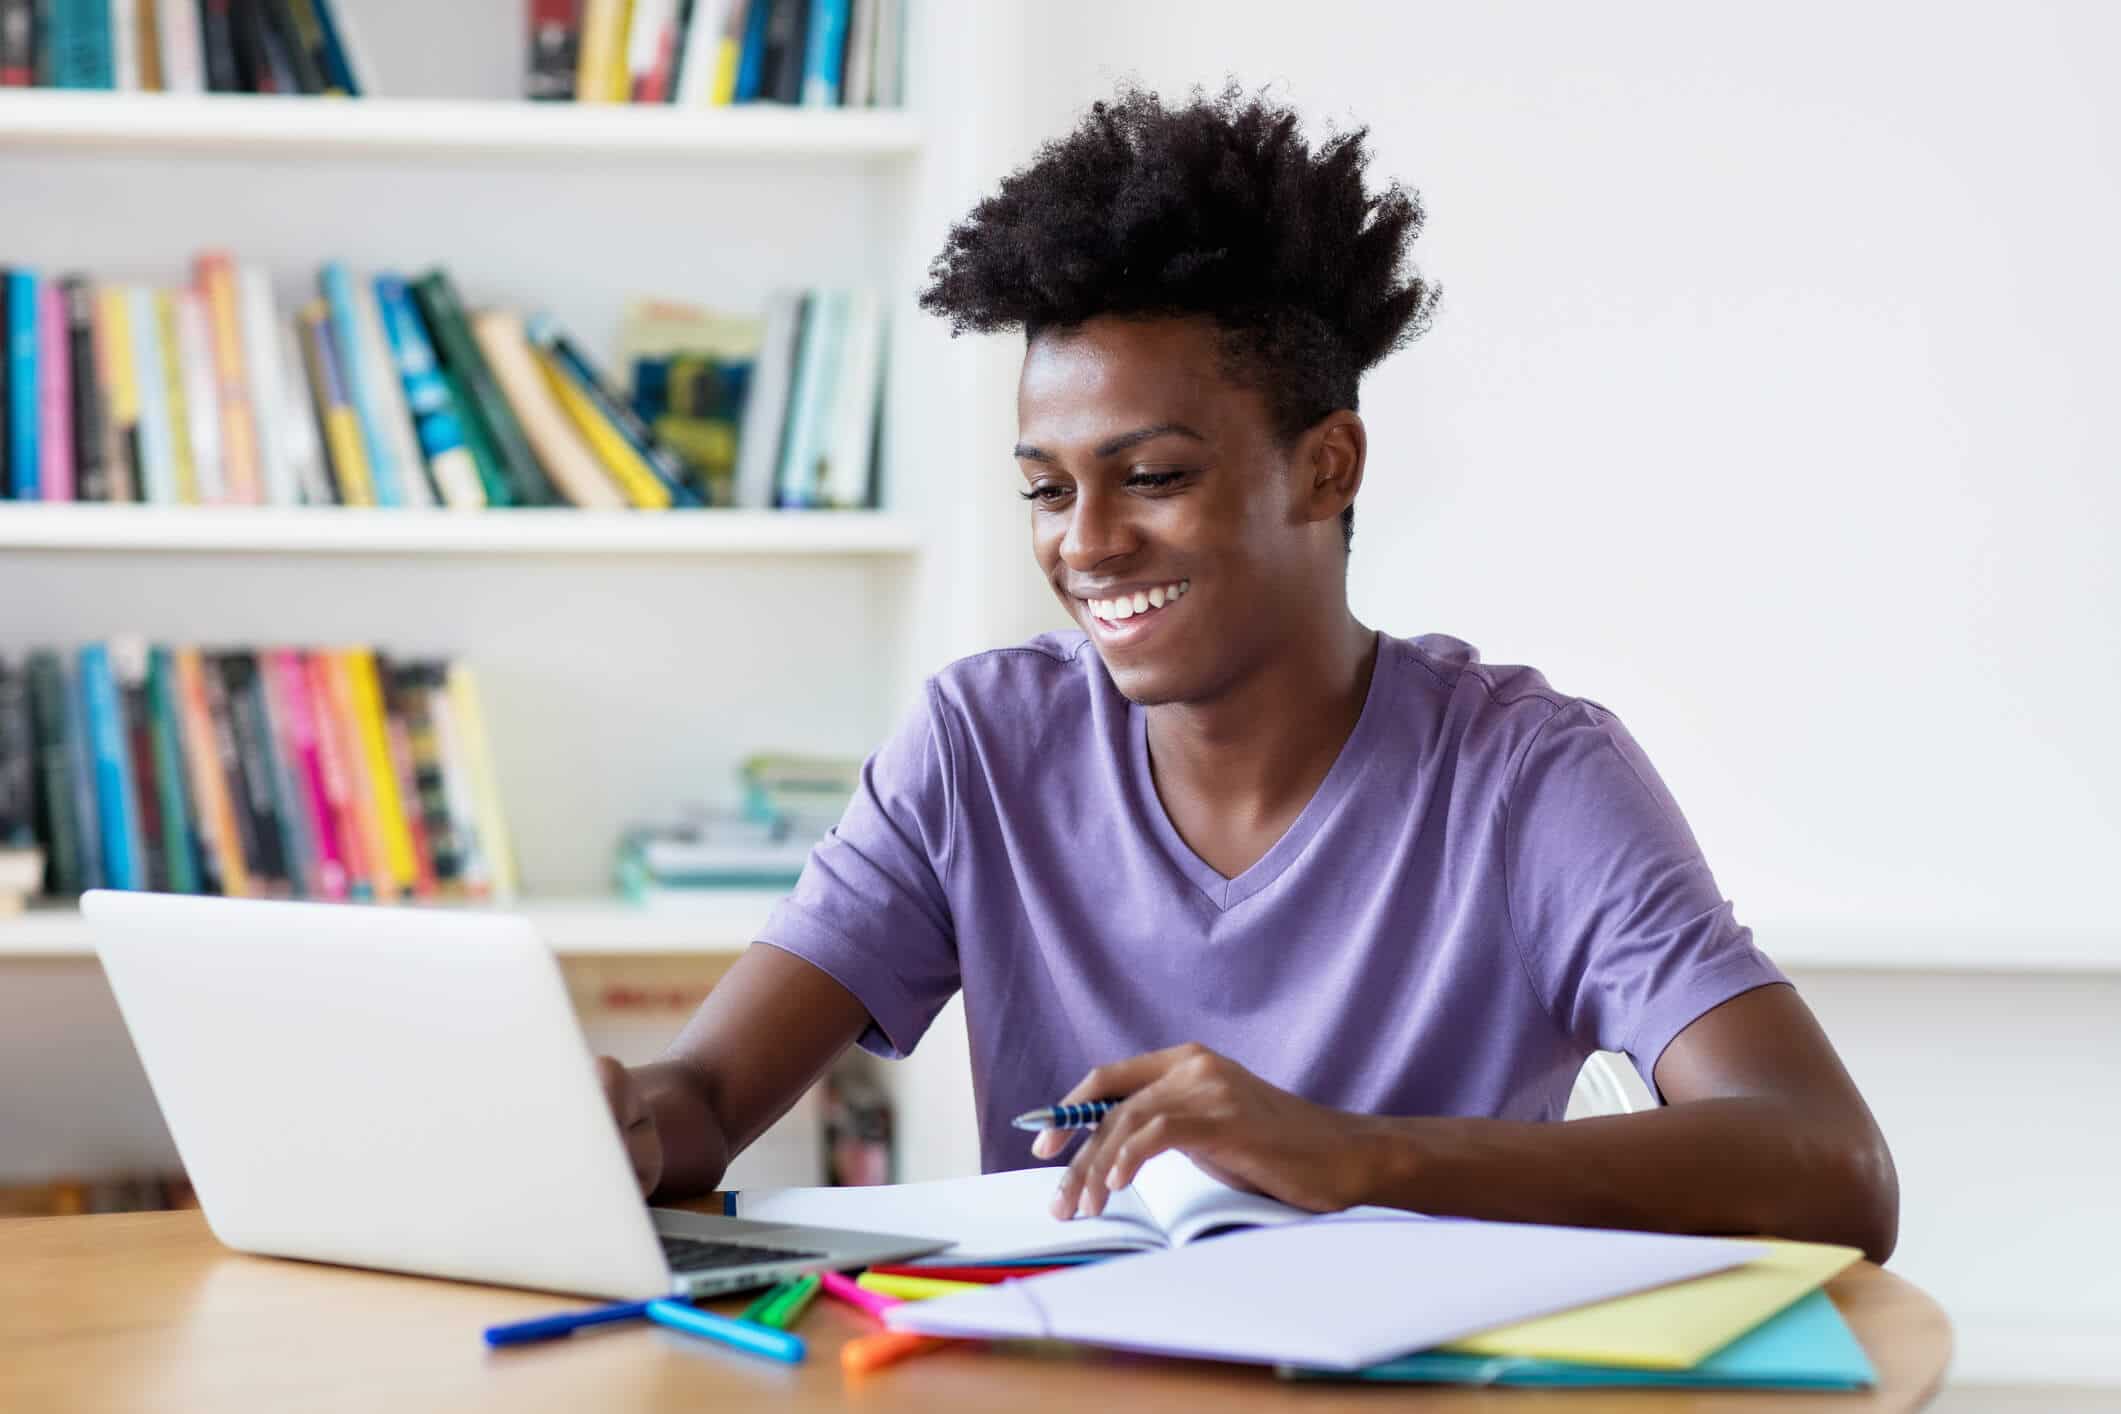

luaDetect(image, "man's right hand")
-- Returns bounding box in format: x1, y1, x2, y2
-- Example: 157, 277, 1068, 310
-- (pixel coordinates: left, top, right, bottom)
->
595, 1056, 664, 1197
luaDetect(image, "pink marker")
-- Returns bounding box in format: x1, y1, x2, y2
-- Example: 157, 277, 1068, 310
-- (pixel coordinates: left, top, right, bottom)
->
818, 1271, 900, 1321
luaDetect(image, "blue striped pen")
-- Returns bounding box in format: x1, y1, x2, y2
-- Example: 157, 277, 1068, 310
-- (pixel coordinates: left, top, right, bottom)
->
1010, 1098, 1129, 1132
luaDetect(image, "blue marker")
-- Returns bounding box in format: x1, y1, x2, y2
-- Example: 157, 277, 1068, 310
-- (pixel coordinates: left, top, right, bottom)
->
646, 1299, 807, 1364
483, 1299, 652, 1347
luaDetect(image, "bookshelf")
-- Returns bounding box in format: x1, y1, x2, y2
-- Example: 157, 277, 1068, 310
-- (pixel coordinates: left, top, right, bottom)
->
0, 0, 1021, 1188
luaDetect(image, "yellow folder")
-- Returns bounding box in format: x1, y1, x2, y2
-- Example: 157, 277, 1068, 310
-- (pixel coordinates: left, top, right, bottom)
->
1439, 1238, 1863, 1370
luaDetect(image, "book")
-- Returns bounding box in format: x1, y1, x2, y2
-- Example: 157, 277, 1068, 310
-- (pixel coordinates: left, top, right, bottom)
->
320, 262, 404, 506
470, 308, 625, 510
759, 0, 806, 104
77, 643, 143, 890
534, 344, 669, 509
376, 661, 438, 899
63, 651, 104, 888
880, 1194, 1761, 1373
411, 270, 555, 506
373, 274, 483, 509
797, 0, 845, 107
198, 0, 238, 91
194, 252, 264, 504
126, 285, 178, 502
868, 0, 899, 106
343, 649, 416, 897
267, 648, 344, 899
671, 0, 735, 106
389, 660, 459, 894
90, 284, 140, 502
526, 0, 580, 100
25, 652, 82, 892
624, 0, 676, 101
529, 313, 700, 506
267, 308, 334, 505
172, 649, 242, 896
350, 271, 434, 507
218, 653, 291, 894
574, 0, 625, 101
839, 0, 874, 107
423, 665, 490, 899
37, 280, 71, 499
6, 268, 37, 498
156, 0, 204, 91
0, 658, 30, 846
298, 298, 369, 504
199, 652, 269, 893
261, 0, 324, 94
59, 276, 104, 501
143, 647, 201, 894
819, 286, 881, 507
45, 0, 112, 88
131, 0, 162, 91
246, 648, 314, 898
306, 0, 362, 95
277, 0, 334, 95
233, 264, 297, 505
775, 288, 844, 507
0, 0, 31, 87
729, 0, 769, 100
731, 290, 802, 508
445, 663, 515, 901
168, 289, 220, 502
305, 649, 371, 899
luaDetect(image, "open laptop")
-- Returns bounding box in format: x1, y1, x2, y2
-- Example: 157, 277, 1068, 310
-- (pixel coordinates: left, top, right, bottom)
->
83, 890, 948, 1300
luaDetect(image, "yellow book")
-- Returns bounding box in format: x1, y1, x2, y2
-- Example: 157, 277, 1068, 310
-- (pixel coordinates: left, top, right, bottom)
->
153, 291, 200, 504
535, 349, 671, 510
446, 664, 518, 904
298, 300, 374, 507
172, 649, 251, 898
322, 652, 396, 903
1440, 1238, 1864, 1371
344, 650, 418, 895
195, 251, 264, 504
576, 0, 625, 100
710, 32, 740, 105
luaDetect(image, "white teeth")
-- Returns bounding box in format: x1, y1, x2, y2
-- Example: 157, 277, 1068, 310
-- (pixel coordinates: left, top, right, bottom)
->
1148, 586, 1165, 609
1114, 597, 1135, 618
1085, 580, 1189, 622
1131, 591, 1149, 614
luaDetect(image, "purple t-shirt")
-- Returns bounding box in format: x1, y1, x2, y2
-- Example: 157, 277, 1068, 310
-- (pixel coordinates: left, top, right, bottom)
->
759, 629, 1788, 1174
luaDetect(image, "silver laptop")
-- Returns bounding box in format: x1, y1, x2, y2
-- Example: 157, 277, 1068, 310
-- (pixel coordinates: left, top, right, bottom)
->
84, 890, 947, 1300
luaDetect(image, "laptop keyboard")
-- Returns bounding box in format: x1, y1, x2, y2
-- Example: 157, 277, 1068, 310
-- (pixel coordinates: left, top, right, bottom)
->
660, 1235, 826, 1274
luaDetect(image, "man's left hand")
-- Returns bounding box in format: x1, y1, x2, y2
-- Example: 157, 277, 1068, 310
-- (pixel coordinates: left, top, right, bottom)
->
1031, 1043, 1381, 1220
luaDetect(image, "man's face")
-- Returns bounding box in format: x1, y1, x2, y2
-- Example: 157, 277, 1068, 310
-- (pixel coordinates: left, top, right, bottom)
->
1015, 316, 1322, 707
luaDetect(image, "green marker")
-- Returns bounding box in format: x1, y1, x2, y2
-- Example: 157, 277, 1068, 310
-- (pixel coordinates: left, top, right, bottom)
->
757, 1273, 821, 1330
739, 1279, 798, 1325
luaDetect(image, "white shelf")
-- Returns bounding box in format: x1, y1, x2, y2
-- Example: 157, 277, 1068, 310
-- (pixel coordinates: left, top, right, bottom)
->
0, 91, 921, 162
0, 893, 781, 958
1762, 927, 2120, 974
0, 504, 922, 556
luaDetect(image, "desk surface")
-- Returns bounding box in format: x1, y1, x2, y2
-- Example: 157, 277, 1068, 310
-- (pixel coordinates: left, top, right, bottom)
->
3, 1210, 1952, 1413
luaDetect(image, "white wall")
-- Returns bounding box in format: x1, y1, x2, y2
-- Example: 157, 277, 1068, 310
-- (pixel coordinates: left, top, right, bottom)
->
962, 0, 2121, 1385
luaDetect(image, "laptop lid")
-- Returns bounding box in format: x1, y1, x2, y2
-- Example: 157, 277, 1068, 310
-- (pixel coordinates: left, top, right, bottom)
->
84, 890, 676, 1300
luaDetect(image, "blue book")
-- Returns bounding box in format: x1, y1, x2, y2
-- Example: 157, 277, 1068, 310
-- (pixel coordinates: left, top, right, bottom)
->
320, 263, 402, 506
62, 655, 105, 891
6, 268, 38, 499
774, 289, 845, 508
48, 0, 115, 88
242, 655, 311, 899
798, 0, 849, 106
1281, 1289, 1877, 1391
732, 0, 774, 100
78, 644, 144, 891
309, 0, 362, 94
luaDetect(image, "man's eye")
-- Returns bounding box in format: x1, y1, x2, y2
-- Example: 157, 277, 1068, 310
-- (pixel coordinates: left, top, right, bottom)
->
1018, 484, 1070, 503
1126, 469, 1188, 490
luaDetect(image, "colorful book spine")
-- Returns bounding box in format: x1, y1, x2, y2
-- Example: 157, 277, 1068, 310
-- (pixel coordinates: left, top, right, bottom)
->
305, 650, 370, 899
533, 344, 672, 509
776, 287, 844, 508
271, 312, 334, 505
526, 0, 580, 100
381, 694, 439, 899
798, 0, 846, 106
59, 276, 104, 501
320, 651, 392, 902
344, 649, 416, 895
410, 270, 555, 506
389, 661, 459, 894
158, 0, 205, 90
216, 653, 291, 893
574, 0, 625, 101
195, 252, 265, 503
445, 663, 516, 902
307, 0, 363, 94
320, 262, 402, 506
126, 286, 178, 502
92, 285, 141, 502
625, 0, 676, 101
172, 648, 241, 897
730, 0, 769, 100
77, 643, 143, 890
246, 649, 313, 898
37, 281, 72, 500
300, 297, 373, 505
529, 313, 702, 507
268, 649, 346, 900
63, 652, 105, 888
25, 653, 82, 893
6, 268, 38, 498
350, 271, 432, 507
469, 308, 626, 510
234, 264, 296, 505
0, 659, 28, 847
422, 667, 488, 899
165, 289, 217, 503
144, 647, 202, 894
199, 653, 269, 893
372, 274, 484, 509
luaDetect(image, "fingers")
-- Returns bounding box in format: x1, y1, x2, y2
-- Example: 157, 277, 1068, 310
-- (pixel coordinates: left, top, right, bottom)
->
595, 1056, 661, 1196
1033, 1043, 1209, 1162
1051, 1075, 1190, 1219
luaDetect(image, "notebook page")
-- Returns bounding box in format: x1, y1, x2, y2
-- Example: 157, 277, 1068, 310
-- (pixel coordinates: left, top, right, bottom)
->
1125, 1151, 1315, 1246
728, 1165, 1165, 1260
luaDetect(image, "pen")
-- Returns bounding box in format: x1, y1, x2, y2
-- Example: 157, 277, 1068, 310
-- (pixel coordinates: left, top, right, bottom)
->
866, 1263, 1065, 1284
756, 1273, 821, 1329
1010, 1098, 1128, 1131
857, 1271, 985, 1302
819, 1269, 900, 1320
644, 1299, 806, 1364
482, 1299, 652, 1347
739, 1279, 797, 1325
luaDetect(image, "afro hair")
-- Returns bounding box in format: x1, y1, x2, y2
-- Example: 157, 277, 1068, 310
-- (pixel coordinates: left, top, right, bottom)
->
919, 81, 1442, 551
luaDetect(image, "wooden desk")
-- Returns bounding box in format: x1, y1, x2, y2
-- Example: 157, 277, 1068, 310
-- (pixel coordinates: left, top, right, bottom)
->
2, 1210, 1952, 1413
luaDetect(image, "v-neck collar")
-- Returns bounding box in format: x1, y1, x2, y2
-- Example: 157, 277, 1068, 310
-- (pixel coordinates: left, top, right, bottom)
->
1124, 631, 1402, 912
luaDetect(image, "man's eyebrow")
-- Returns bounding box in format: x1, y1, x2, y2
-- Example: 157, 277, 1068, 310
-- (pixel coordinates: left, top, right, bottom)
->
1012, 423, 1207, 464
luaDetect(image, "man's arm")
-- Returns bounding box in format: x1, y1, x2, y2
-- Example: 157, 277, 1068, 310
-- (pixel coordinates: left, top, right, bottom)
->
1044, 983, 1900, 1262
599, 943, 873, 1201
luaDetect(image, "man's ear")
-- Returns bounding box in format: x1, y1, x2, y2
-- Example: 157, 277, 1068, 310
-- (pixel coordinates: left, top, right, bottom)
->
1299, 411, 1366, 527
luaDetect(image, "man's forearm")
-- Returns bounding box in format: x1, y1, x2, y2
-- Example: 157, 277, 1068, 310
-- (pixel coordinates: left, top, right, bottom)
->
1353, 1098, 1899, 1262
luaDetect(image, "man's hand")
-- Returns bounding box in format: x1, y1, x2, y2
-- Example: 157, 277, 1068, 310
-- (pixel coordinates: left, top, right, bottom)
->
595, 1056, 664, 1198
1032, 1043, 1379, 1221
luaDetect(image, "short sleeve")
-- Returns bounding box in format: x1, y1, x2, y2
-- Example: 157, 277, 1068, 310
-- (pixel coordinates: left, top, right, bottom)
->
754, 682, 961, 1059
1503, 701, 1789, 1099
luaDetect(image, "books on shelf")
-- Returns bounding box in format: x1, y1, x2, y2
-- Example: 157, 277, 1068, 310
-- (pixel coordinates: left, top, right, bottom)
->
0, 253, 886, 513
0, 640, 517, 905
537, 0, 903, 109
615, 751, 857, 901
0, 0, 368, 96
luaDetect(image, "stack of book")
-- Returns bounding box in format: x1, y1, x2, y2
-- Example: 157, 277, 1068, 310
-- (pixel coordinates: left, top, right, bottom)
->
0, 641, 517, 906
615, 751, 858, 901
532, 0, 902, 109
0, 259, 885, 511
0, 0, 368, 95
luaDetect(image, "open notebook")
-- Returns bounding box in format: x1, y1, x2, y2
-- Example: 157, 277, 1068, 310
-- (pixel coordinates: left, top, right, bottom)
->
728, 1151, 1321, 1262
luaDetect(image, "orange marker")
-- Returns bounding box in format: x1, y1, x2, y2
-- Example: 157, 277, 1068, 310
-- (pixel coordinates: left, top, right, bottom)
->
841, 1330, 953, 1375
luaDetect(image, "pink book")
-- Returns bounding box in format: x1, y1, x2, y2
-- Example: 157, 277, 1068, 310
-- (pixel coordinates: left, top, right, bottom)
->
304, 650, 371, 900
38, 284, 72, 500
272, 649, 348, 901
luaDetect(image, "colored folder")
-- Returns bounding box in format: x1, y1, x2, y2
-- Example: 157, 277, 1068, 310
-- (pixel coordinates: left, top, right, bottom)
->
1440, 1236, 1865, 1369
1282, 1287, 1877, 1390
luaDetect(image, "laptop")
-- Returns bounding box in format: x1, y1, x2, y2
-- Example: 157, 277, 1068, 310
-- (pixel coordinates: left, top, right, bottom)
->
83, 890, 948, 1300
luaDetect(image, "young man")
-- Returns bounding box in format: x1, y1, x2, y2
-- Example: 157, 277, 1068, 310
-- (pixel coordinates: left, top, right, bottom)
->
600, 86, 1899, 1260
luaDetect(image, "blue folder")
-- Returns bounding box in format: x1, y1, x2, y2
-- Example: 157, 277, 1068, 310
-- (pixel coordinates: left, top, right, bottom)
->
1280, 1288, 1877, 1390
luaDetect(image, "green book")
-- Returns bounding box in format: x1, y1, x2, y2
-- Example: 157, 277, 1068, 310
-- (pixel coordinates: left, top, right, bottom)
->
439, 363, 512, 508
409, 270, 558, 507
25, 652, 82, 895
144, 648, 201, 895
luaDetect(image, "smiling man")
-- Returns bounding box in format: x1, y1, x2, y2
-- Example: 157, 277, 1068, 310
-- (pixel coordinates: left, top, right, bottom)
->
599, 85, 1899, 1260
